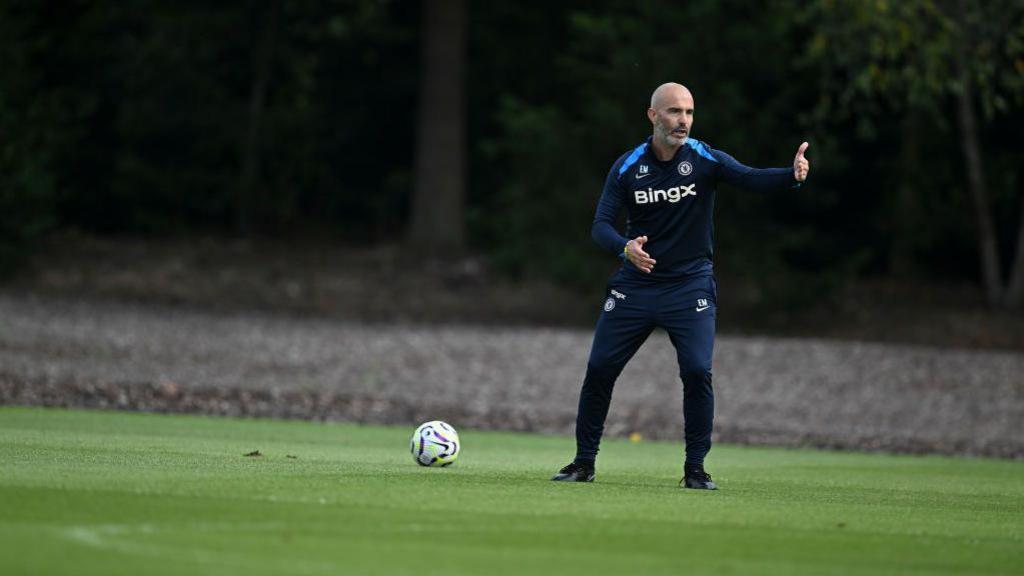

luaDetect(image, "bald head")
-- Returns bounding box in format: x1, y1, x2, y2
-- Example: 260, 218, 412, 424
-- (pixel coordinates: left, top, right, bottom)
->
650, 82, 693, 109
648, 83, 695, 156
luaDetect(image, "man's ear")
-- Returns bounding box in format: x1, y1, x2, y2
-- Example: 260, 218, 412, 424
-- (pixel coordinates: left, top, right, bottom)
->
646, 108, 657, 124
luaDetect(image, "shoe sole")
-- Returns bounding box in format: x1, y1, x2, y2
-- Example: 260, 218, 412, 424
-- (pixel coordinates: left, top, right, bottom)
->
681, 481, 718, 490
551, 474, 595, 482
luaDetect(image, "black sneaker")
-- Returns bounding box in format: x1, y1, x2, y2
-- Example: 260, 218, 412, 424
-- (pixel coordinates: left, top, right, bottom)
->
551, 461, 595, 482
681, 464, 718, 490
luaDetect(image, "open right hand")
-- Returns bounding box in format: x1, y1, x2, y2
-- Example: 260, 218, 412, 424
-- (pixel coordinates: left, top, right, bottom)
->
626, 235, 656, 273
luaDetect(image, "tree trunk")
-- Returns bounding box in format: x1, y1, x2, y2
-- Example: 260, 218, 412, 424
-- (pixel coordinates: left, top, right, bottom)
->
236, 0, 281, 236
409, 0, 466, 254
890, 114, 923, 276
954, 35, 1002, 305
1003, 197, 1024, 308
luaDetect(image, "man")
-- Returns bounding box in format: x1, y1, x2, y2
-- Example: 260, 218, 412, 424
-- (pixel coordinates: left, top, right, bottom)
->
552, 82, 810, 489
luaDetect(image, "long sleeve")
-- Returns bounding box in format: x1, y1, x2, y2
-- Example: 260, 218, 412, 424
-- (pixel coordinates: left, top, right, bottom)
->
712, 148, 800, 193
591, 164, 630, 255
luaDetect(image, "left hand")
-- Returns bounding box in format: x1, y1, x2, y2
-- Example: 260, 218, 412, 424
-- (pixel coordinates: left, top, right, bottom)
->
793, 141, 810, 182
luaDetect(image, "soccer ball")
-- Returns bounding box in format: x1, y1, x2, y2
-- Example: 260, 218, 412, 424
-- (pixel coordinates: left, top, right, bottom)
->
410, 420, 460, 467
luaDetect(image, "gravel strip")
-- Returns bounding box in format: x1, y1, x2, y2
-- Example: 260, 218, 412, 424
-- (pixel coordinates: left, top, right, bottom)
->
1, 293, 1021, 458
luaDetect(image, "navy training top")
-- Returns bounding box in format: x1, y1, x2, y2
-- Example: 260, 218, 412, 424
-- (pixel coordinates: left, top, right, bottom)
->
592, 136, 800, 281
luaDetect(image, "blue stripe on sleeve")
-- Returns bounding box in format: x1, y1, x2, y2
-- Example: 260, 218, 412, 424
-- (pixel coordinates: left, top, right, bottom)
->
685, 138, 718, 163
617, 142, 648, 175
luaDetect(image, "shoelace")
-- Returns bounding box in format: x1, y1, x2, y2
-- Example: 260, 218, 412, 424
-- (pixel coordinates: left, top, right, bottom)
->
686, 468, 712, 482
561, 462, 592, 474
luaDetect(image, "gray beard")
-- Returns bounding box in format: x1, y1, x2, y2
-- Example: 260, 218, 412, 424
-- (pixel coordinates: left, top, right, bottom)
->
656, 126, 686, 147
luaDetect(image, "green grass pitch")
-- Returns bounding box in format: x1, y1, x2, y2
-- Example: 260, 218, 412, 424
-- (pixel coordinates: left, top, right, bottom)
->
1, 407, 1021, 575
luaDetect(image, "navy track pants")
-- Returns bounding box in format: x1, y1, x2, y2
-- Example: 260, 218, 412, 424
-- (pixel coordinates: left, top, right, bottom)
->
574, 272, 717, 466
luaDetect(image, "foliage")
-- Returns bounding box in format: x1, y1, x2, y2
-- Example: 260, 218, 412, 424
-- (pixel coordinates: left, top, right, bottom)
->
798, 0, 1024, 299
0, 1, 63, 274
801, 0, 1024, 129
0, 0, 1022, 308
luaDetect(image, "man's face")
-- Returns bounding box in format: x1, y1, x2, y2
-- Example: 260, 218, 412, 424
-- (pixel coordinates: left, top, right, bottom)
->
648, 90, 694, 148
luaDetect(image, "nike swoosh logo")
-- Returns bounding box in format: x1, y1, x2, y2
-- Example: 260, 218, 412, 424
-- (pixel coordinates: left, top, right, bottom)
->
635, 173, 651, 179
695, 305, 710, 312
